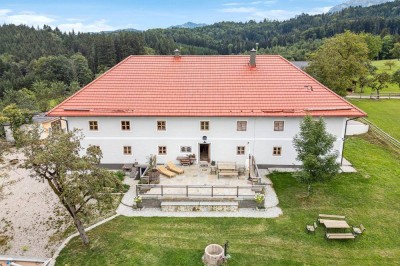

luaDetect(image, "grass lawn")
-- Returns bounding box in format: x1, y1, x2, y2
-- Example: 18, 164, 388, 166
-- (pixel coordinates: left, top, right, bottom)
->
349, 99, 400, 140
351, 59, 400, 95
56, 135, 400, 265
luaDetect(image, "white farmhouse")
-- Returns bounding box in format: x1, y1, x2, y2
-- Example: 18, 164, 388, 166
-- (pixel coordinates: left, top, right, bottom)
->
47, 51, 365, 168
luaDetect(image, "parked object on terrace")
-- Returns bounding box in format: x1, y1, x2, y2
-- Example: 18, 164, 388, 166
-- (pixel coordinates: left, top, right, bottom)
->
167, 161, 184, 174
157, 165, 176, 178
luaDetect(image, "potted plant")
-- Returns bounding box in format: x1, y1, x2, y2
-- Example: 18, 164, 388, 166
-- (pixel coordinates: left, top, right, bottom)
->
134, 196, 143, 209
146, 154, 160, 183
254, 193, 265, 210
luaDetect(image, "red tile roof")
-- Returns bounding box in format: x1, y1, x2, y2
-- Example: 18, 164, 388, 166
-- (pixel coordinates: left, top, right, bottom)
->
47, 55, 366, 117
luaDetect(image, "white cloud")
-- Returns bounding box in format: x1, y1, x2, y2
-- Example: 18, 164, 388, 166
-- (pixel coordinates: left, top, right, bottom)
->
58, 19, 116, 33
223, 2, 242, 6
0, 10, 55, 26
221, 7, 257, 13
251, 1, 276, 5
308, 6, 333, 15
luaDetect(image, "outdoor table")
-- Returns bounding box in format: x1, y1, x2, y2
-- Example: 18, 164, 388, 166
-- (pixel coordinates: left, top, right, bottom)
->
324, 220, 350, 232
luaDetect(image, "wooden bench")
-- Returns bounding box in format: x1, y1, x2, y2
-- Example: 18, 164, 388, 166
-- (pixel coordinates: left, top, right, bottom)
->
217, 162, 239, 179
318, 214, 345, 223
325, 233, 356, 240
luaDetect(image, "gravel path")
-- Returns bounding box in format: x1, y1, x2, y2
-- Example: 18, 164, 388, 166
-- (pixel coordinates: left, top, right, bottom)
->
0, 151, 68, 258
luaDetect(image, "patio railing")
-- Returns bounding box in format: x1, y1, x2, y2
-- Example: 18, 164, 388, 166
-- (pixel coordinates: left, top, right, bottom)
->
136, 184, 265, 199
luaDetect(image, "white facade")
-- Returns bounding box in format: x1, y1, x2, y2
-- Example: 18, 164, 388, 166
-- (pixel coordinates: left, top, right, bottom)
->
66, 116, 347, 166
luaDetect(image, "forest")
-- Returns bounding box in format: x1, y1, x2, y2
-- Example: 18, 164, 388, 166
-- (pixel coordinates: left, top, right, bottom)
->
0, 0, 400, 113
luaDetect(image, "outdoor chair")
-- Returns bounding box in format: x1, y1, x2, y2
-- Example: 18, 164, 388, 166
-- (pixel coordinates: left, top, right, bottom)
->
166, 161, 184, 174
306, 222, 318, 234
352, 224, 366, 235
157, 165, 176, 178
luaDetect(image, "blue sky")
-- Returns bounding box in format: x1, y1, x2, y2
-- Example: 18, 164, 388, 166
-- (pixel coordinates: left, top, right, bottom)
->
0, 0, 343, 32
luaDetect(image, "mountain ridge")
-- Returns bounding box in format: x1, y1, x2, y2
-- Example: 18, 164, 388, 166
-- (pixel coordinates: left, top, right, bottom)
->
329, 0, 395, 13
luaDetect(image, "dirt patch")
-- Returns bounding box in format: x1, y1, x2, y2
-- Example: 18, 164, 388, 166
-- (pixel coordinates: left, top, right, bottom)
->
0, 149, 70, 257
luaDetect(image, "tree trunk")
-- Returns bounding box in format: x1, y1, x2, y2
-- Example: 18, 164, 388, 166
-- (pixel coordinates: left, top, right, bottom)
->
73, 215, 90, 245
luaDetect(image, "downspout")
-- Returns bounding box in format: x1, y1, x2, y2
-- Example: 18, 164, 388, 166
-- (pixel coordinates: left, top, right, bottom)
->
59, 117, 69, 132
341, 117, 358, 165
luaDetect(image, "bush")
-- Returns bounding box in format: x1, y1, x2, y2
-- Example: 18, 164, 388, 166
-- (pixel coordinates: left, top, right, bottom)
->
114, 171, 126, 181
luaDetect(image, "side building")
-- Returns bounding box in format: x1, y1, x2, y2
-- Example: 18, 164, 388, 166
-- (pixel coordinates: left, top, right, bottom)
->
47, 51, 366, 168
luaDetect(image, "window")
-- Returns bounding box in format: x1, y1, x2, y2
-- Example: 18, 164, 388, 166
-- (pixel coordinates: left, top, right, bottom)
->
237, 121, 247, 131
273, 147, 282, 156
274, 121, 284, 131
89, 121, 98, 131
51, 120, 62, 132
237, 146, 245, 155
158, 146, 167, 155
157, 121, 166, 131
200, 121, 209, 131
180, 146, 192, 153
123, 146, 132, 155
121, 121, 131, 131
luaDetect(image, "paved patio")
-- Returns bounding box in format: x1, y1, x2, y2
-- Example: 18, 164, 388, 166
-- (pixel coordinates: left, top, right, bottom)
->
144, 164, 256, 198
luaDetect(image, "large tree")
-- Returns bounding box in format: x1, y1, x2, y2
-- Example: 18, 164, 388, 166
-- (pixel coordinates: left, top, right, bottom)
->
390, 43, 400, 61
293, 116, 340, 195
20, 129, 123, 245
306, 31, 370, 96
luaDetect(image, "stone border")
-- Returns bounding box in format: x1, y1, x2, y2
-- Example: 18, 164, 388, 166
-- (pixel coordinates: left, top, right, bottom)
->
48, 214, 120, 266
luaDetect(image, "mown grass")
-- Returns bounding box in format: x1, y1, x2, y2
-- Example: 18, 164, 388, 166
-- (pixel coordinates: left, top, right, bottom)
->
56, 135, 400, 265
353, 59, 400, 95
349, 99, 400, 140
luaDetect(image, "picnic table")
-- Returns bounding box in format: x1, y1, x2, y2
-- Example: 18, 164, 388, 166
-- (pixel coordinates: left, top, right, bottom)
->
323, 220, 350, 233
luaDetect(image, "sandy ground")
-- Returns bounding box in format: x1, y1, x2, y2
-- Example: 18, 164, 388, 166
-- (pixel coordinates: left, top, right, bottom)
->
0, 149, 69, 258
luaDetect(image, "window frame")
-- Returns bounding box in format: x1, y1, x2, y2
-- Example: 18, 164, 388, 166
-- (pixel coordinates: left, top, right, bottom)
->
237, 146, 246, 155
158, 146, 167, 155
180, 146, 192, 153
274, 121, 285, 132
121, 120, 131, 131
237, 120, 247, 131
89, 120, 99, 131
123, 146, 132, 155
157, 120, 166, 131
272, 146, 282, 156
200, 120, 210, 131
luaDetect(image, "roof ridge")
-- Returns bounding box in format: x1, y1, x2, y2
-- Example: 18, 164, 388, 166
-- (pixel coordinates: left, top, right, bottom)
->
278, 55, 367, 117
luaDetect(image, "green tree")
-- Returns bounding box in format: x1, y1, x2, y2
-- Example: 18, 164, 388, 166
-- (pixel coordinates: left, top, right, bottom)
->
380, 35, 395, 59
20, 129, 123, 245
358, 76, 371, 93
31, 81, 66, 112
370, 72, 391, 98
391, 70, 400, 89
384, 61, 395, 70
306, 31, 370, 96
293, 116, 340, 195
71, 53, 93, 86
29, 55, 74, 84
360, 33, 383, 60
1, 104, 33, 144
390, 43, 400, 60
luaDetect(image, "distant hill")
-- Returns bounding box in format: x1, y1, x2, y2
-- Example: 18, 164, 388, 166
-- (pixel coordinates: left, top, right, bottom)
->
329, 0, 394, 13
168, 22, 207, 29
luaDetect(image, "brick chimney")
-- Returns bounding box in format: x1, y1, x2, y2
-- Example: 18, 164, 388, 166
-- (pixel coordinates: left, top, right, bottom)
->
249, 48, 256, 68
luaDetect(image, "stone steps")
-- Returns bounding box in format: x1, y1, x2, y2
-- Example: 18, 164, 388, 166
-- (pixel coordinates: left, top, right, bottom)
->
161, 201, 238, 212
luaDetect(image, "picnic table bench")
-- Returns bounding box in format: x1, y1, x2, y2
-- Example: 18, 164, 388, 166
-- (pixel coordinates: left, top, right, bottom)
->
318, 214, 345, 220
217, 162, 239, 179
325, 233, 356, 240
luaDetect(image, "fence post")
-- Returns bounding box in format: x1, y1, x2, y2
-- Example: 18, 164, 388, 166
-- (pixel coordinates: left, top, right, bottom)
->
136, 185, 139, 196
237, 186, 239, 197
186, 186, 188, 197
161, 185, 163, 197
211, 186, 214, 198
